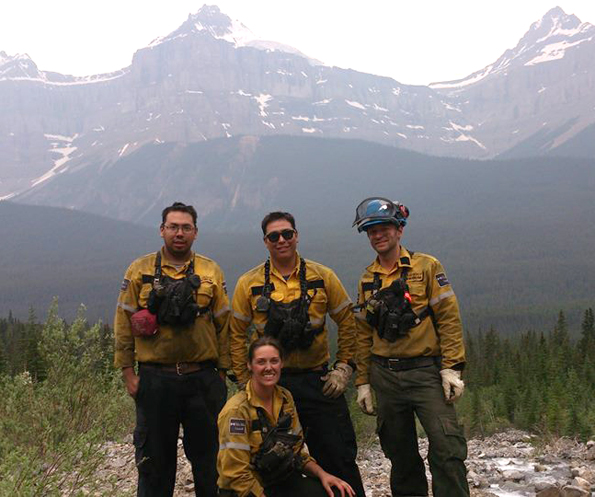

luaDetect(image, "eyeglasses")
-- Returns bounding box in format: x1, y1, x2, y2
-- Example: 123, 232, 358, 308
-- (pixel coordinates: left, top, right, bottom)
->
163, 223, 195, 234
264, 229, 296, 243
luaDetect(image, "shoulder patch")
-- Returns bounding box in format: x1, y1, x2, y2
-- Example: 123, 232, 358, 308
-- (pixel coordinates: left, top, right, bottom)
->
222, 281, 228, 295
229, 418, 247, 434
120, 279, 130, 292
435, 273, 450, 287
407, 272, 424, 283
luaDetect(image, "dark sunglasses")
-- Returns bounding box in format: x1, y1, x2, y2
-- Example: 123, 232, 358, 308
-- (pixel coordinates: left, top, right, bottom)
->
265, 229, 296, 243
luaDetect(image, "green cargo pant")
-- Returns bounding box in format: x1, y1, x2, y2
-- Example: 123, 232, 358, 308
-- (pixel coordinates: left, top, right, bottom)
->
369, 361, 470, 497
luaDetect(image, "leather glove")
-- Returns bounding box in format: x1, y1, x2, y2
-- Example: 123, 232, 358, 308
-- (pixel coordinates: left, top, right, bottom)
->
321, 363, 353, 398
356, 384, 376, 415
440, 368, 465, 403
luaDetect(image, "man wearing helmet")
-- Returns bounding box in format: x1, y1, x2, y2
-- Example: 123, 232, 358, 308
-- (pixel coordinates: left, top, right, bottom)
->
353, 198, 469, 497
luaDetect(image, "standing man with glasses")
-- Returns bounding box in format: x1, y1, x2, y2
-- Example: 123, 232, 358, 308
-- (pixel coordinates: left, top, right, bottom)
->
228, 211, 366, 497
352, 197, 469, 497
114, 201, 230, 497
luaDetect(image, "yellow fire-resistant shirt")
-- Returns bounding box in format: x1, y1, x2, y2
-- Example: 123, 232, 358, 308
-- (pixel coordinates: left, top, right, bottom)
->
114, 248, 231, 369
230, 254, 356, 384
355, 247, 465, 386
217, 380, 314, 497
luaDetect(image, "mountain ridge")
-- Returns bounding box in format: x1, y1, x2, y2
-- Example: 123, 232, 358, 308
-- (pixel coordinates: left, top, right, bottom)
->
1, 5, 594, 205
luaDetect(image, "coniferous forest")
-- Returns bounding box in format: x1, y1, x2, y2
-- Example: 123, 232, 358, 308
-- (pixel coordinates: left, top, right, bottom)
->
1, 305, 594, 494
1, 307, 594, 439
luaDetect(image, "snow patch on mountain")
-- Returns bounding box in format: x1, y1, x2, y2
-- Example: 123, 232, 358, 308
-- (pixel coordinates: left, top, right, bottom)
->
525, 37, 593, 66
30, 134, 79, 187
253, 94, 272, 117
345, 100, 366, 110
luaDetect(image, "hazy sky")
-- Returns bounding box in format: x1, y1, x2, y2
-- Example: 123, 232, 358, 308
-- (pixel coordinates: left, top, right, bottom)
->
2, 1, 595, 85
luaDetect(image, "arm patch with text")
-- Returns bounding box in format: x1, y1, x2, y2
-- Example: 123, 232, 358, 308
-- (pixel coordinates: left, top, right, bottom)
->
229, 418, 247, 434
435, 273, 450, 287
120, 279, 130, 292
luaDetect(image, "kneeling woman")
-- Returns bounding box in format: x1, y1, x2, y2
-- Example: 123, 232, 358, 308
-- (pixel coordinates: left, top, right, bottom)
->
217, 336, 355, 497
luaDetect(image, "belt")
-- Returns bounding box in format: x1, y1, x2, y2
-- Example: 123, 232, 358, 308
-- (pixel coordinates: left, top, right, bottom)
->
371, 355, 438, 372
140, 361, 215, 375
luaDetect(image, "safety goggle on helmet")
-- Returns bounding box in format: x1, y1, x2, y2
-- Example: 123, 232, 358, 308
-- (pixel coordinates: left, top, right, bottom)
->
352, 197, 409, 233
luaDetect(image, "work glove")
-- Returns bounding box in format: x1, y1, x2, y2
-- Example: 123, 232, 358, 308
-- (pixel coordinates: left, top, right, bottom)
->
321, 362, 353, 398
356, 384, 376, 415
440, 368, 465, 403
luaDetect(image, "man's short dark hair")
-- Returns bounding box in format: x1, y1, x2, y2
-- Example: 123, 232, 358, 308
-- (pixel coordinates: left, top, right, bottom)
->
161, 202, 198, 226
261, 211, 296, 235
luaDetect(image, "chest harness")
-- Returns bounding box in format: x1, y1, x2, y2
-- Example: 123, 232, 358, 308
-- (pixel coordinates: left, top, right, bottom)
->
252, 405, 301, 486
360, 252, 433, 342
253, 258, 324, 353
145, 252, 209, 327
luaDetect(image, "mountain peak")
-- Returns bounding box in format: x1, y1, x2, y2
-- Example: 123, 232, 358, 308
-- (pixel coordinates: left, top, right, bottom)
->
523, 6, 583, 44
149, 4, 257, 48
0, 52, 42, 80
431, 6, 594, 90
146, 4, 320, 64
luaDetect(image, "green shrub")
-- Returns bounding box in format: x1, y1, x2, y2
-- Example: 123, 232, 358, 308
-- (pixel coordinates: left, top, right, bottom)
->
0, 304, 134, 496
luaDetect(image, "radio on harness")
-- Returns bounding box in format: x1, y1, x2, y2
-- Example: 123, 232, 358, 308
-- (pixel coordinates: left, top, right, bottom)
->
252, 407, 302, 486
358, 253, 432, 342
254, 258, 324, 353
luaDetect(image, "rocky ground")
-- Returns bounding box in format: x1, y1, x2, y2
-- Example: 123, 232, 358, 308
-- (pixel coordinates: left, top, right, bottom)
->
88, 430, 595, 496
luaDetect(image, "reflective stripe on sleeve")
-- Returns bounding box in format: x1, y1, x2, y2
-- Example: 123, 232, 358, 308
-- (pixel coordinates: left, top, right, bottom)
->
429, 289, 455, 306
219, 441, 251, 451
254, 322, 266, 330
117, 302, 138, 313
233, 311, 251, 322
330, 299, 351, 315
310, 318, 325, 327
214, 306, 230, 318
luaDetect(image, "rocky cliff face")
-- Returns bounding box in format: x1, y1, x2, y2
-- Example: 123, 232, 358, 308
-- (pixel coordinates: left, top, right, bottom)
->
431, 7, 595, 159
1, 6, 594, 203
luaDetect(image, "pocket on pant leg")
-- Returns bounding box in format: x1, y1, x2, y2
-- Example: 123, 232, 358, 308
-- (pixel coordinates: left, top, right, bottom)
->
133, 426, 152, 473
439, 415, 468, 460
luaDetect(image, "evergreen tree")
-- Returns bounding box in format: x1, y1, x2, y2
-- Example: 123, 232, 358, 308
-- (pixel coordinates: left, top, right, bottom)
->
0, 335, 6, 375
579, 308, 595, 360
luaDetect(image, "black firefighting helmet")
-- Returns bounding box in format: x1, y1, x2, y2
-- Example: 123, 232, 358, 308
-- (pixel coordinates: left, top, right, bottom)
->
352, 197, 409, 233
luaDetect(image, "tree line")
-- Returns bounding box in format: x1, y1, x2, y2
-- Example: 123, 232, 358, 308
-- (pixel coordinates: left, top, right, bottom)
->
457, 308, 595, 439
1, 307, 594, 440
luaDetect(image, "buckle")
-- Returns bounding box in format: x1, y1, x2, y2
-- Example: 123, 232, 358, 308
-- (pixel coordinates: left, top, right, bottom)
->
387, 358, 401, 370
175, 362, 185, 375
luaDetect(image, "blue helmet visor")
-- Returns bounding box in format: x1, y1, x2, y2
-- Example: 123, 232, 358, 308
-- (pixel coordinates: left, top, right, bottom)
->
353, 197, 407, 232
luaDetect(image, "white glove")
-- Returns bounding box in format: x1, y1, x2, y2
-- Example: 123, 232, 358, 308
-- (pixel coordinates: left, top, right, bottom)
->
356, 384, 376, 415
321, 363, 353, 398
440, 369, 465, 403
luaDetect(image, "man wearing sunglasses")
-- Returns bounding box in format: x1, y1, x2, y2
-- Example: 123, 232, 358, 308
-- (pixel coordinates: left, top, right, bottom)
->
114, 202, 230, 497
228, 211, 366, 497
352, 197, 469, 497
